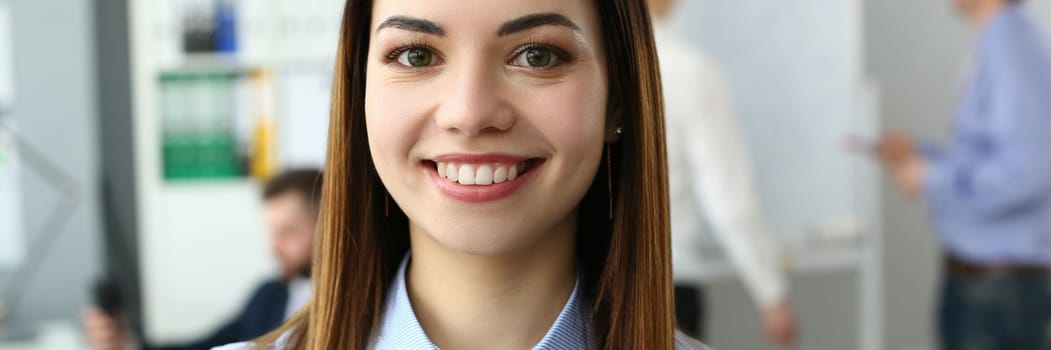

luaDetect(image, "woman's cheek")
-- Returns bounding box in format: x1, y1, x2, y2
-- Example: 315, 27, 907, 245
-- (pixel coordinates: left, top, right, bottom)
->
365, 88, 413, 182
366, 85, 426, 155
525, 82, 607, 153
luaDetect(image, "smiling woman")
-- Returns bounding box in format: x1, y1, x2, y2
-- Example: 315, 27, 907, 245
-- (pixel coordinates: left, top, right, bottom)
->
216, 0, 705, 349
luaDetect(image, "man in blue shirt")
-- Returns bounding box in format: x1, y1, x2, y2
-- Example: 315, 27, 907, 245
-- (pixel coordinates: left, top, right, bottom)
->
82, 169, 322, 350
876, 0, 1051, 349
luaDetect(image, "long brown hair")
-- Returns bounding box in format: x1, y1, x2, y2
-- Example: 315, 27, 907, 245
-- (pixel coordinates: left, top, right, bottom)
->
260, 0, 672, 348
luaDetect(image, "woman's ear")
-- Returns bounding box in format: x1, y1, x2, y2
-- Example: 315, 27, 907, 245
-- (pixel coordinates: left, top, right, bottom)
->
606, 105, 624, 143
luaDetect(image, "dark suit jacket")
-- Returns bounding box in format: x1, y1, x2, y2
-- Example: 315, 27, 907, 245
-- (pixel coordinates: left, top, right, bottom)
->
149, 279, 288, 350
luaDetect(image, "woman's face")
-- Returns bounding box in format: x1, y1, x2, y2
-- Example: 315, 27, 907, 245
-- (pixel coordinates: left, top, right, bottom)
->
365, 0, 609, 255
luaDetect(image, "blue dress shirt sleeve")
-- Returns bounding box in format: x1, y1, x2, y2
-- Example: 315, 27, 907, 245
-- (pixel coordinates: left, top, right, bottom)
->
924, 13, 1051, 218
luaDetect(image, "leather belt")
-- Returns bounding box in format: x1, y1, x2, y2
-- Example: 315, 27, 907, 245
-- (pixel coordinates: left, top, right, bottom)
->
945, 255, 1051, 278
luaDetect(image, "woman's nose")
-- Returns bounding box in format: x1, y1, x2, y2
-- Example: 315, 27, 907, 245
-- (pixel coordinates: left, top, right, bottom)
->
433, 64, 515, 137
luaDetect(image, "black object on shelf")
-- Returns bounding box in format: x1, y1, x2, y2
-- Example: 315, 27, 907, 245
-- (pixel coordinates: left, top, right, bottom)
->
183, 9, 216, 53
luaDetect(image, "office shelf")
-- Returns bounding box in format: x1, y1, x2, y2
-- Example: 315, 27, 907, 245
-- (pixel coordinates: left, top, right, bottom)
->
129, 0, 339, 342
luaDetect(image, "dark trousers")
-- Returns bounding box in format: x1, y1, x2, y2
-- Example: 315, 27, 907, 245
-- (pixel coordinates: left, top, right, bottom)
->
939, 268, 1051, 350
674, 284, 707, 341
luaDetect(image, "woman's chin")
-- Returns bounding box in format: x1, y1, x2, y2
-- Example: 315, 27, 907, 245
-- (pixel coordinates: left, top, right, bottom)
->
410, 220, 551, 257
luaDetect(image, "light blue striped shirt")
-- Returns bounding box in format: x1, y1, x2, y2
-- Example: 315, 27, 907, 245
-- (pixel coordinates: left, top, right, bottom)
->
921, 3, 1051, 265
373, 255, 709, 350
214, 254, 709, 349
372, 255, 593, 349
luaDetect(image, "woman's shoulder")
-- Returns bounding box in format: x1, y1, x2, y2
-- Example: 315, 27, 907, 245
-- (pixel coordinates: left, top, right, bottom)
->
211, 329, 294, 350
212, 316, 703, 350
210, 339, 284, 350
212, 330, 707, 349
675, 330, 713, 350
211, 342, 252, 350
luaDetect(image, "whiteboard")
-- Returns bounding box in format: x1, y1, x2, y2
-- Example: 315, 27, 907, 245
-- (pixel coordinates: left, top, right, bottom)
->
670, 0, 875, 243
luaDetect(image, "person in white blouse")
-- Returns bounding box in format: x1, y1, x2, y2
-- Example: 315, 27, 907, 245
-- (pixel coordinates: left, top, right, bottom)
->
648, 0, 800, 348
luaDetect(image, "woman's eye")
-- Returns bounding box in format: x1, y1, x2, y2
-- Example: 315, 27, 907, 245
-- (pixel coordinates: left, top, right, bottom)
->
512, 47, 561, 68
396, 48, 435, 67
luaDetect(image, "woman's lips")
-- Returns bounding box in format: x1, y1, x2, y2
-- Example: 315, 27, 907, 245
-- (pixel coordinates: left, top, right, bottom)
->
424, 154, 542, 202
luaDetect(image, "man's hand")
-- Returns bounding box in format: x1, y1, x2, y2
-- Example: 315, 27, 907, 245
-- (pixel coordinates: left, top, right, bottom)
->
82, 307, 135, 350
761, 301, 799, 349
875, 131, 915, 165
876, 131, 927, 198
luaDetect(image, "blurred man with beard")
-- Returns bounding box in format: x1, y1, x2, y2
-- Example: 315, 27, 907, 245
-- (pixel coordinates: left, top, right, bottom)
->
83, 169, 323, 350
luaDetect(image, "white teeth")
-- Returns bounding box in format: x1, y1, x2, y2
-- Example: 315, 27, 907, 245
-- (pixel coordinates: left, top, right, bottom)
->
446, 163, 458, 181
475, 165, 494, 185
458, 164, 476, 185
434, 160, 532, 186
493, 166, 508, 183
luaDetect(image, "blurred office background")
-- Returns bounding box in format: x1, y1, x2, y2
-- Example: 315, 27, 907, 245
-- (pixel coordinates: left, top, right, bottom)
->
1, 0, 1050, 349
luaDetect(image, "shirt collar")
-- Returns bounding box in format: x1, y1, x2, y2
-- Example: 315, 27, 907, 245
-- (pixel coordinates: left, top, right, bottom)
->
284, 277, 313, 320
372, 254, 593, 349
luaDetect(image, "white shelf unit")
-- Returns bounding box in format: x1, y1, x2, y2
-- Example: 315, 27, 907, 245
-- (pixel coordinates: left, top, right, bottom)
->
128, 0, 341, 342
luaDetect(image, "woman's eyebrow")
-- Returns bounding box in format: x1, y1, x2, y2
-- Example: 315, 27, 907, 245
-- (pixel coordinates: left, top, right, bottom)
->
376, 16, 446, 36
497, 13, 581, 36
375, 13, 579, 37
